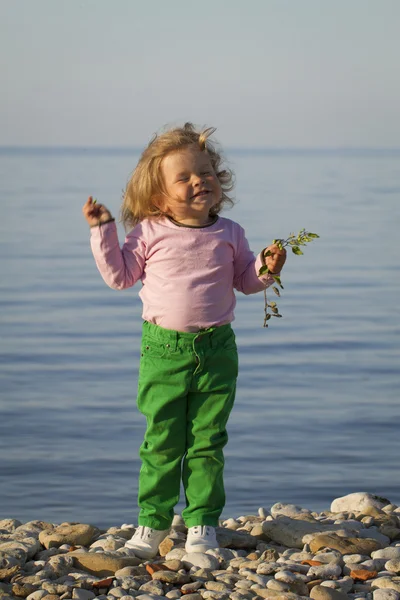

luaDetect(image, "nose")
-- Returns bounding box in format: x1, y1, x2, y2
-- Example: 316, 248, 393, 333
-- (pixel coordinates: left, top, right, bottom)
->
193, 173, 205, 186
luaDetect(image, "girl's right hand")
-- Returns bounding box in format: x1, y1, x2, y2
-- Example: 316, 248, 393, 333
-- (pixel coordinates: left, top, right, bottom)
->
82, 196, 114, 227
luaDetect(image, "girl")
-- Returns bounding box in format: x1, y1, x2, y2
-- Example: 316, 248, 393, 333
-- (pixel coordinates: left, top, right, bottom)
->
82, 123, 286, 559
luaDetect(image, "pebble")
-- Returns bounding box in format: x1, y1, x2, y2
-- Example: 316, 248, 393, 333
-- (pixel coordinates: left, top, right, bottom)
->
182, 553, 220, 570
373, 590, 400, 600
1, 493, 400, 600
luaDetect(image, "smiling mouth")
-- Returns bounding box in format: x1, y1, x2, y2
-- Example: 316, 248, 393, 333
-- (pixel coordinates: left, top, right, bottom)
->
192, 190, 210, 198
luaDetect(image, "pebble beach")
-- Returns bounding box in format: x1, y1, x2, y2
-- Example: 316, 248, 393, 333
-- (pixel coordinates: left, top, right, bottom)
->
1, 493, 400, 600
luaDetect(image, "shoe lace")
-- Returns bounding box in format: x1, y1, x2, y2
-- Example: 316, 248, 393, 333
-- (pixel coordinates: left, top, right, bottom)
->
135, 526, 154, 540
193, 525, 212, 537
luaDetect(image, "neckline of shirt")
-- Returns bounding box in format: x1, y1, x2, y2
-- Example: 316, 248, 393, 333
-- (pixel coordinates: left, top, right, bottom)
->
166, 215, 219, 229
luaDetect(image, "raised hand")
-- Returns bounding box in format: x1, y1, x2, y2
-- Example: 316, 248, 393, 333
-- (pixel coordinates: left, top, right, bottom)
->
263, 244, 287, 274
82, 196, 114, 227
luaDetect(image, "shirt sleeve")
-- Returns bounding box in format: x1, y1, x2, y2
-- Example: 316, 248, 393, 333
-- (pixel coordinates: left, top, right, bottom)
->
233, 225, 276, 295
90, 221, 146, 290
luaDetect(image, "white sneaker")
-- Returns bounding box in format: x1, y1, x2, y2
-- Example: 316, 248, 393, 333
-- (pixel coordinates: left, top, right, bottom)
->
125, 525, 169, 559
185, 525, 219, 553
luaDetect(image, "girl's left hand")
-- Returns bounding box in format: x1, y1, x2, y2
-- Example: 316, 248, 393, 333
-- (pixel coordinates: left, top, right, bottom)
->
263, 244, 287, 274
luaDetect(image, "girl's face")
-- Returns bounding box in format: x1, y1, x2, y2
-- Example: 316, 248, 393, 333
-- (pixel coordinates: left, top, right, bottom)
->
158, 145, 222, 226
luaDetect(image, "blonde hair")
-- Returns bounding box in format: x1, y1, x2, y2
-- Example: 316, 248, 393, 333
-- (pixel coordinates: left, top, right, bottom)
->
121, 122, 235, 229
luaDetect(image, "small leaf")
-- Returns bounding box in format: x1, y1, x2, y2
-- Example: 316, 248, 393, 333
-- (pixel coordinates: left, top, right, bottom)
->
264, 313, 271, 321
308, 232, 320, 238
271, 313, 282, 318
272, 275, 284, 289
271, 307, 279, 314
292, 246, 303, 255
272, 286, 280, 296
263, 250, 272, 257
268, 301, 277, 308
258, 265, 270, 276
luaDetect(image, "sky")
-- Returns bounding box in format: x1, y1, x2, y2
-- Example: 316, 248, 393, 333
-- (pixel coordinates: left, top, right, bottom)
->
1, 0, 399, 148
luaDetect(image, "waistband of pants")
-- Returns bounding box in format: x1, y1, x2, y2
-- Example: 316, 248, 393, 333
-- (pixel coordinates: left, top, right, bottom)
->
142, 320, 233, 350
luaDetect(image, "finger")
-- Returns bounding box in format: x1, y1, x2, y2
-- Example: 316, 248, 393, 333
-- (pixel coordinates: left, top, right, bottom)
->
266, 244, 286, 256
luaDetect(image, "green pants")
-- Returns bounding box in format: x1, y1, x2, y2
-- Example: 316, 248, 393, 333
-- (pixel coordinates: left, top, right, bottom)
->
136, 320, 238, 530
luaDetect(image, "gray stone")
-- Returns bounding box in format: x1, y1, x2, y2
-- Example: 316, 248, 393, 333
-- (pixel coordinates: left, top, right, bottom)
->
270, 504, 314, 521
71, 590, 96, 600
216, 528, 257, 550
373, 590, 400, 600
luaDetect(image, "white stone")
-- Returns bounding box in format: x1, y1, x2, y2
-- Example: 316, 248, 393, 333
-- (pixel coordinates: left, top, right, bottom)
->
313, 551, 344, 564
222, 518, 241, 530
386, 560, 400, 574
26, 592, 49, 600
331, 493, 389, 514
206, 547, 235, 567
165, 592, 182, 599
372, 578, 400, 593
307, 563, 342, 580
267, 580, 289, 591
182, 552, 220, 570
171, 515, 186, 532
279, 561, 309, 574
343, 554, 371, 564
235, 580, 253, 590
363, 558, 387, 571
109, 589, 128, 599
247, 573, 269, 586
90, 537, 125, 551
274, 570, 305, 584
270, 503, 313, 519
136, 595, 167, 600
373, 549, 400, 561
165, 548, 187, 561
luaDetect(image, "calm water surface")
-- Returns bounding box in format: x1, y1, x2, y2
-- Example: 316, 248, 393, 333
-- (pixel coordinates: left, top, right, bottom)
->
1, 148, 399, 527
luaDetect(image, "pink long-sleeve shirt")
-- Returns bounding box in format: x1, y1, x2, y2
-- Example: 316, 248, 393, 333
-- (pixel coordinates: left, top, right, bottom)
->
90, 215, 275, 332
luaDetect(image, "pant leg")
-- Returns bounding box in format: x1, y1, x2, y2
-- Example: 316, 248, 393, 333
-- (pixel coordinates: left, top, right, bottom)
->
182, 327, 238, 527
136, 327, 193, 530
